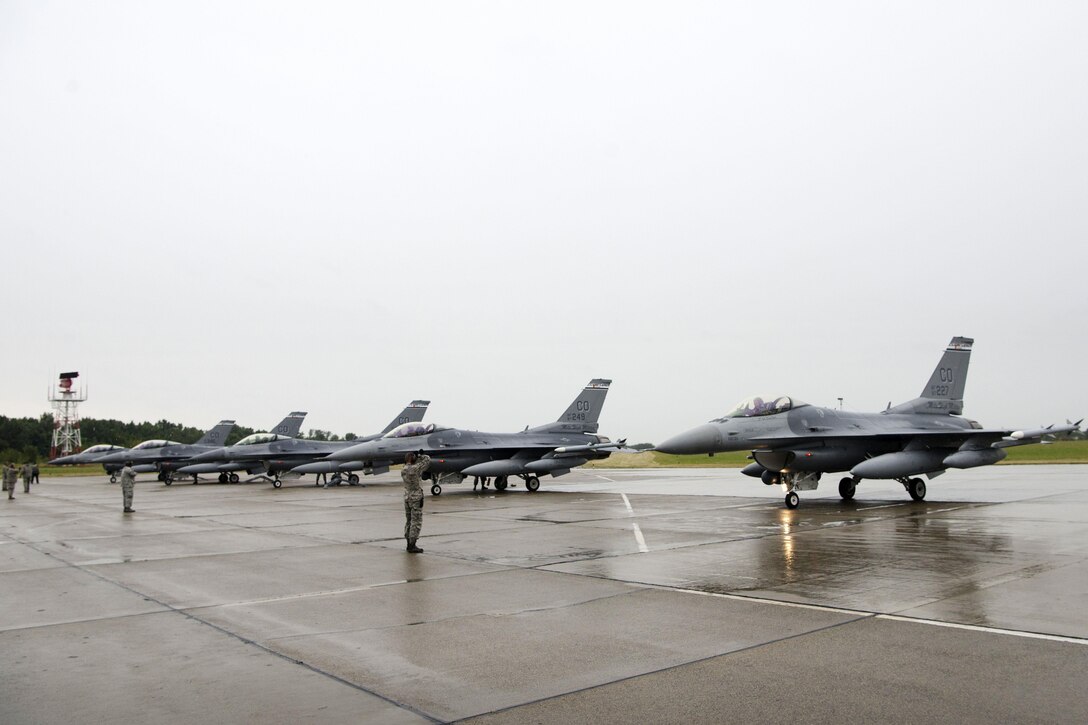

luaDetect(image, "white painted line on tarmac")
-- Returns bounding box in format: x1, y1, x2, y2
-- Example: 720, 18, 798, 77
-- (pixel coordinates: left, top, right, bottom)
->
671, 587, 863, 615
632, 523, 649, 553
596, 475, 617, 482
662, 587, 1088, 646
620, 493, 634, 513
218, 581, 407, 607
876, 614, 1088, 646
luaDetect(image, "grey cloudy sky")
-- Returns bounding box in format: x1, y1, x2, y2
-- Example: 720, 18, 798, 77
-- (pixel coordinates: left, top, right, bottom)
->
2, 1, 1086, 444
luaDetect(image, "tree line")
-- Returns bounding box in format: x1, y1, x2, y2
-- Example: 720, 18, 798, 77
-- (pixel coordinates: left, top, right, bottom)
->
0, 414, 356, 464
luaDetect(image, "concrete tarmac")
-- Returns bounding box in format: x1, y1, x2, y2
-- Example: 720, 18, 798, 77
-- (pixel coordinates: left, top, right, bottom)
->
2, 466, 1087, 723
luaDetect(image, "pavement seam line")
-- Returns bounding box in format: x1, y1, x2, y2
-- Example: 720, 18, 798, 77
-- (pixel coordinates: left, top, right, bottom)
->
9, 537, 445, 725
446, 615, 871, 723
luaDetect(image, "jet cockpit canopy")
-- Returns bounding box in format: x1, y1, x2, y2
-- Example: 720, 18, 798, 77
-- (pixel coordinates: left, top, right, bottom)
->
716, 395, 804, 420
131, 439, 182, 450
84, 444, 123, 453
234, 432, 290, 446
383, 422, 447, 439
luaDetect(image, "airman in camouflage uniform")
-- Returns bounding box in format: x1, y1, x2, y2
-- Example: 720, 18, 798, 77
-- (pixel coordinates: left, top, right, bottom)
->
21, 462, 33, 493
401, 452, 430, 553
120, 462, 137, 513
4, 462, 16, 499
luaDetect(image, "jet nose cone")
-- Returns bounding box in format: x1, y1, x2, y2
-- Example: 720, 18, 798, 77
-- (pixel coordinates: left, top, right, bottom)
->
656, 424, 722, 455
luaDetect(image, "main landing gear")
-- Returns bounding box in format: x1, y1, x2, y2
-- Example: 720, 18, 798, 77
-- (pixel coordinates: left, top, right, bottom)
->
217, 472, 241, 484
431, 473, 542, 496
324, 473, 361, 488
900, 477, 926, 501
838, 477, 858, 501
491, 474, 541, 493
158, 471, 174, 486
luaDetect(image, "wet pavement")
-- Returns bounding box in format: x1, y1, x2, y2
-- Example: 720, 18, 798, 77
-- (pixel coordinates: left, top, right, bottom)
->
2, 466, 1087, 723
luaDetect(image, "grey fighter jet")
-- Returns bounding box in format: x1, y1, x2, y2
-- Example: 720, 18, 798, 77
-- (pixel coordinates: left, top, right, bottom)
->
97, 420, 237, 484
50, 443, 129, 466
174, 411, 308, 484
290, 401, 431, 484
656, 337, 1081, 509
325, 380, 623, 495
179, 403, 430, 487
50, 443, 131, 481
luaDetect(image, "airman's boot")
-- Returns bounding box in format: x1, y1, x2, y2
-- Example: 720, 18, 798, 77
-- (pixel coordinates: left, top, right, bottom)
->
407, 538, 423, 553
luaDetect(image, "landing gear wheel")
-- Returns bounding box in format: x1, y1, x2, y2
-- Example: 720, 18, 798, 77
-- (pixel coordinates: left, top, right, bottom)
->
218, 473, 228, 484
908, 477, 926, 501
348, 474, 360, 485
838, 477, 856, 500
229, 473, 240, 483
157, 472, 166, 482
164, 478, 173, 486
272, 478, 282, 489
109, 474, 117, 484
525, 475, 540, 492
494, 476, 508, 492
430, 483, 442, 495
785, 491, 799, 509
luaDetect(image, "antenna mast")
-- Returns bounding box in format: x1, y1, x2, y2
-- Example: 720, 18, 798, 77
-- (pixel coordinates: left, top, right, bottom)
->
49, 371, 87, 458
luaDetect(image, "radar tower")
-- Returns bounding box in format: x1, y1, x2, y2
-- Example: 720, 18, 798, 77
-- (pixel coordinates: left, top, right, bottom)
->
49, 371, 86, 458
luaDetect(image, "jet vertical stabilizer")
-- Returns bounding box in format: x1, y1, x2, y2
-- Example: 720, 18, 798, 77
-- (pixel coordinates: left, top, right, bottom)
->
887, 337, 973, 415
531, 379, 612, 434
273, 412, 308, 438
194, 420, 236, 447
380, 400, 430, 435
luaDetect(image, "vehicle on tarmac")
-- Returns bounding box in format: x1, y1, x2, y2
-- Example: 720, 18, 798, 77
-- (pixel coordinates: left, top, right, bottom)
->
325, 380, 624, 495
179, 403, 429, 487
96, 420, 237, 484
174, 411, 308, 484
656, 337, 1081, 509
49, 443, 131, 481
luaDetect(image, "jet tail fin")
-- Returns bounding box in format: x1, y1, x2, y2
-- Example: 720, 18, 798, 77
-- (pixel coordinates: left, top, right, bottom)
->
531, 379, 612, 434
887, 337, 973, 415
379, 400, 430, 435
195, 420, 236, 446
271, 411, 308, 438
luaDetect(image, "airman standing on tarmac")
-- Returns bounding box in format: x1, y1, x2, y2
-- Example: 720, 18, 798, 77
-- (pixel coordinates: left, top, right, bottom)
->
401, 451, 430, 553
21, 462, 33, 493
120, 461, 137, 513
3, 462, 16, 499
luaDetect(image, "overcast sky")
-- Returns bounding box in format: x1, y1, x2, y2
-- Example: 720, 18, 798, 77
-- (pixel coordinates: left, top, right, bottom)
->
2, 1, 1086, 444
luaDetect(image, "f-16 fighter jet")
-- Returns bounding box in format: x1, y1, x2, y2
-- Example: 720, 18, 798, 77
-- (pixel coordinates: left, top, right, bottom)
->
50, 444, 131, 481
290, 401, 431, 484
50, 444, 129, 466
179, 403, 429, 487
97, 420, 237, 484
325, 380, 623, 495
656, 337, 1081, 509
174, 411, 308, 484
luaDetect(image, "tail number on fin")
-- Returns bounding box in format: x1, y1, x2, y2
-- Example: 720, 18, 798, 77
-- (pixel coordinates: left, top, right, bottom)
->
566, 400, 592, 422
